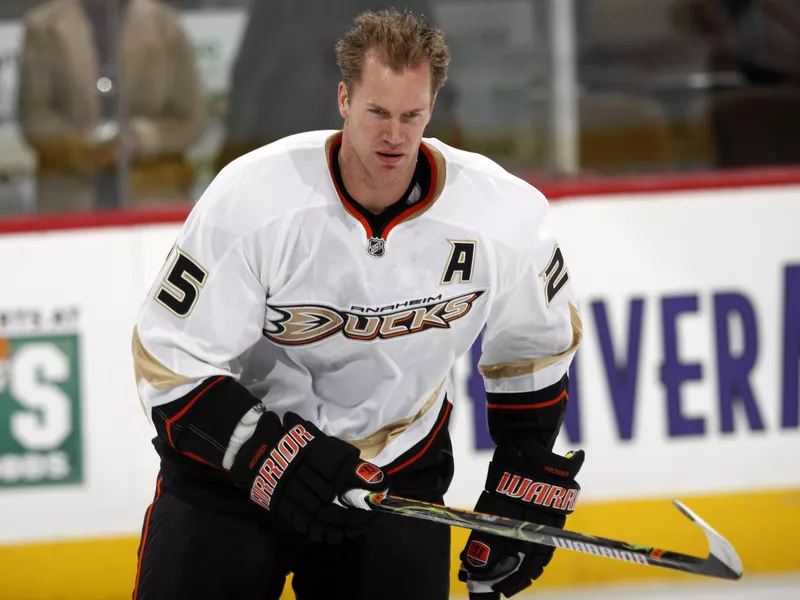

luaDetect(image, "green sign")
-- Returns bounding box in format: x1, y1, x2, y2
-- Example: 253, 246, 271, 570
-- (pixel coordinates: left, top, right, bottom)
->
0, 334, 82, 488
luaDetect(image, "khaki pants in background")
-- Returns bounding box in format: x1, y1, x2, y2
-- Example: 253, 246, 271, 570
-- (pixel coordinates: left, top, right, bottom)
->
35, 157, 196, 213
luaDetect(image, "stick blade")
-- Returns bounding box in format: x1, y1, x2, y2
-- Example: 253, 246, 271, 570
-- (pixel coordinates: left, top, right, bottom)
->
673, 500, 744, 580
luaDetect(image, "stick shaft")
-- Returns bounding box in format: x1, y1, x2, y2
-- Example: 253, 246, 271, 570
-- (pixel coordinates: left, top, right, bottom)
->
364, 493, 740, 581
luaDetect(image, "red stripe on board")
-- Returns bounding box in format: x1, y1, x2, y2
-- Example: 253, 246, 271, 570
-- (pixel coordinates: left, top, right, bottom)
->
0, 205, 193, 234
526, 165, 800, 200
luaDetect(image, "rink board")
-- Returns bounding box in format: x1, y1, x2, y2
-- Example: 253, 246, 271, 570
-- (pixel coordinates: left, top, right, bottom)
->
1, 174, 799, 598
1, 487, 798, 599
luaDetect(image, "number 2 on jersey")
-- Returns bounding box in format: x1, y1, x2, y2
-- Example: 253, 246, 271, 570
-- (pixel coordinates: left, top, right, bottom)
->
541, 245, 569, 306
155, 247, 208, 317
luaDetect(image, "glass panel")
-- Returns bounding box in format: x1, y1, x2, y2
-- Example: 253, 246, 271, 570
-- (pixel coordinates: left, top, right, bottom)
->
3, 0, 798, 216
433, 0, 551, 172
8, 0, 211, 214
575, 0, 800, 175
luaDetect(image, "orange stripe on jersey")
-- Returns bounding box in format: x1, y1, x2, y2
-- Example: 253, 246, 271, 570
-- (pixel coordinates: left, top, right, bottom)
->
382, 143, 440, 239
388, 401, 452, 475
182, 451, 226, 471
133, 476, 163, 599
327, 134, 375, 238
325, 133, 446, 243
487, 390, 568, 410
165, 376, 226, 447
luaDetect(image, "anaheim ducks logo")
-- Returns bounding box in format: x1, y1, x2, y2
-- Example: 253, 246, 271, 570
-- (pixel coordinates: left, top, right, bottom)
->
264, 291, 484, 346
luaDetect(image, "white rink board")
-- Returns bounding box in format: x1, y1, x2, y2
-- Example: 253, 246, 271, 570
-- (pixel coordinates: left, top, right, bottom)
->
1, 184, 799, 546
0, 227, 161, 544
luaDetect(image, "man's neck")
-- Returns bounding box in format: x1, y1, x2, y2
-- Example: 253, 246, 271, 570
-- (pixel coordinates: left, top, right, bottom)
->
338, 138, 416, 215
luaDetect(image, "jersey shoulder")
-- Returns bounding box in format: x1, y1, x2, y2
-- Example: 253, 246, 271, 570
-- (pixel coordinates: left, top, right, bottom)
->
190, 130, 338, 236
424, 138, 551, 245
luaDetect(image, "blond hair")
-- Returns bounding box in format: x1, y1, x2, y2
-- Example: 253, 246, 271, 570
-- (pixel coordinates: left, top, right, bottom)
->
336, 9, 450, 94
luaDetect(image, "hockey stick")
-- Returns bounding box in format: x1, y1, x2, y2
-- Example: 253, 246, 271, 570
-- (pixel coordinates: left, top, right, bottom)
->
342, 491, 743, 581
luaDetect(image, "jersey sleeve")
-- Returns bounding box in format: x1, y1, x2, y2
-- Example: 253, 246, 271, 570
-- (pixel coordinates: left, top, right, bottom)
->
479, 188, 582, 448
132, 170, 270, 468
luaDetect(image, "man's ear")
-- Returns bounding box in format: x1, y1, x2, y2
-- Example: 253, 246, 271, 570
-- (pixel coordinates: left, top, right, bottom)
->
338, 82, 349, 119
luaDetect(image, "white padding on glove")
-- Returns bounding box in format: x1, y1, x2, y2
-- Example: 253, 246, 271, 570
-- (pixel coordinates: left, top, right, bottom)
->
461, 551, 526, 596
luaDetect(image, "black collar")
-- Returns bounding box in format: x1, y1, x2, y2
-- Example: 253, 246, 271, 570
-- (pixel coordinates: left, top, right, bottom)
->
331, 145, 432, 240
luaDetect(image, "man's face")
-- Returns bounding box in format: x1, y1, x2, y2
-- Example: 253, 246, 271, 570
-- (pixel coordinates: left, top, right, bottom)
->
338, 51, 436, 187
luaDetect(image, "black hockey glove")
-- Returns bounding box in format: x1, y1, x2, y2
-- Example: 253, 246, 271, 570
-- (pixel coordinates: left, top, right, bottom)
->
458, 443, 585, 598
230, 411, 389, 545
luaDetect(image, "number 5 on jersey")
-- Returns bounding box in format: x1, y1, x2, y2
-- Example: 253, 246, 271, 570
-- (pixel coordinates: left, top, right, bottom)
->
155, 247, 208, 317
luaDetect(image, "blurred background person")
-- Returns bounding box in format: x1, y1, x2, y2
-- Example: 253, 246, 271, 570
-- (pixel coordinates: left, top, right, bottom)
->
669, 0, 800, 168
214, 0, 462, 173
670, 0, 800, 86
17, 0, 206, 213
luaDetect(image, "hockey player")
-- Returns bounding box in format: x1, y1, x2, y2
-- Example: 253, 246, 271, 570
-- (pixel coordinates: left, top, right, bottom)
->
132, 8, 583, 600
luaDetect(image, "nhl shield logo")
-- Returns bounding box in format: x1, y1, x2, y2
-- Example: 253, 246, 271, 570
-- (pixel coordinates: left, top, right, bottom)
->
366, 237, 386, 258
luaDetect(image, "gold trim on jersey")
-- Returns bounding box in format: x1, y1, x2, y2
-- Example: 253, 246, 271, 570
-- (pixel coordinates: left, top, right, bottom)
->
421, 139, 447, 208
132, 326, 189, 390
347, 380, 445, 460
478, 303, 583, 380
324, 130, 340, 169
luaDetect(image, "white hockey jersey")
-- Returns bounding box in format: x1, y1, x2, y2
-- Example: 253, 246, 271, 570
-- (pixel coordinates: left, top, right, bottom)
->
133, 130, 581, 468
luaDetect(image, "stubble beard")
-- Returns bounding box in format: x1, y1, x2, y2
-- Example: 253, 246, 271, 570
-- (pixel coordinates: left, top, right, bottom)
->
356, 147, 408, 193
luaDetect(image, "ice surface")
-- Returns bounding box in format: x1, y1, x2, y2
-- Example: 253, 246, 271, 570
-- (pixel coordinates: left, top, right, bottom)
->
453, 572, 800, 599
